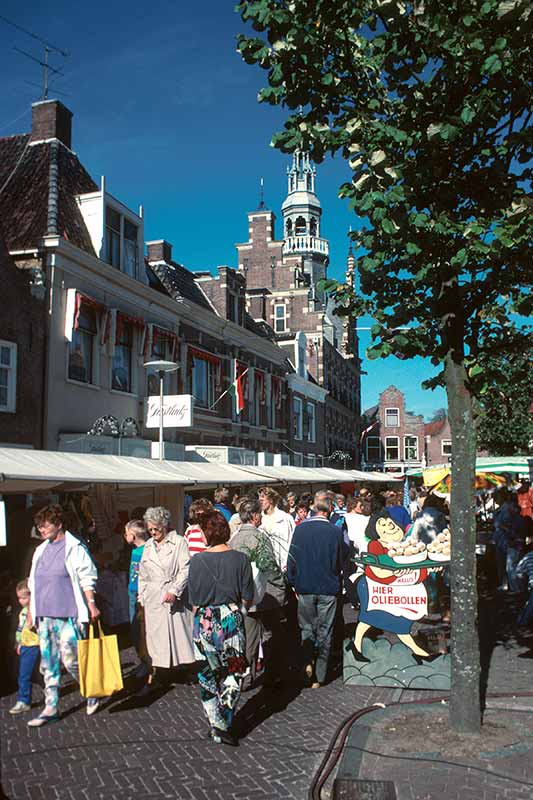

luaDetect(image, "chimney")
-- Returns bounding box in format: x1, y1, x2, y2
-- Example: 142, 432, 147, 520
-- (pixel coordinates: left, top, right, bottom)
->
146, 240, 172, 263
30, 100, 72, 148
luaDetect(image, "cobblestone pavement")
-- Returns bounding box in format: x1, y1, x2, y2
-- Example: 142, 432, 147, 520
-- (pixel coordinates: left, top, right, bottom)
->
0, 647, 396, 800
2, 593, 532, 800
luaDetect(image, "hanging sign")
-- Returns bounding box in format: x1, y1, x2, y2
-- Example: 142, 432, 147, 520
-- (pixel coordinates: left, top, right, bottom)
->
145, 395, 193, 428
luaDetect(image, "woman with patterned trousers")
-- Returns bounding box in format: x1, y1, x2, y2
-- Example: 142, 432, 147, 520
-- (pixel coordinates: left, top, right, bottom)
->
188, 511, 254, 747
27, 505, 101, 727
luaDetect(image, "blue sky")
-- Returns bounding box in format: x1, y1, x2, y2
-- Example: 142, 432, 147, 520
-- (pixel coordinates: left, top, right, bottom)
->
0, 0, 447, 419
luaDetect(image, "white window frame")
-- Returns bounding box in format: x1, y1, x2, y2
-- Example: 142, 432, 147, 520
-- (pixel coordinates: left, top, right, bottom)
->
274, 303, 287, 333
366, 435, 381, 462
306, 401, 316, 443
293, 396, 303, 440
441, 439, 452, 456
385, 407, 400, 427
385, 436, 400, 461
110, 325, 137, 396
0, 341, 17, 413
105, 204, 141, 279
66, 305, 99, 387
404, 435, 418, 461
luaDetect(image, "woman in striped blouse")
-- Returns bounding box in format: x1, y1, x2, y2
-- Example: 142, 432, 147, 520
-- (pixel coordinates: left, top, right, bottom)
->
184, 499, 213, 556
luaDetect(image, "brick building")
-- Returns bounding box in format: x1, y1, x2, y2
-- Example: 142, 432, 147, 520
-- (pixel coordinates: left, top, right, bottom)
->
0, 99, 296, 464
235, 150, 362, 466
424, 415, 452, 466
362, 386, 425, 474
0, 237, 46, 449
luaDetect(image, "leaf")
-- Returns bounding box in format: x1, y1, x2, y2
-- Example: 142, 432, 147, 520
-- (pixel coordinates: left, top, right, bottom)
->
482, 54, 502, 75
381, 218, 397, 234
461, 106, 475, 125
406, 242, 422, 255
463, 14, 474, 26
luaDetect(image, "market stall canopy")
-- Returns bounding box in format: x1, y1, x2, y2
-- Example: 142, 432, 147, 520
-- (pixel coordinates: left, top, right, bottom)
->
0, 448, 276, 494
237, 465, 402, 484
406, 456, 532, 481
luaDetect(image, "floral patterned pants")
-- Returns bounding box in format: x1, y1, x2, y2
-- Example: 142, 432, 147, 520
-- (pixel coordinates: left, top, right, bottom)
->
193, 605, 247, 731
38, 617, 83, 710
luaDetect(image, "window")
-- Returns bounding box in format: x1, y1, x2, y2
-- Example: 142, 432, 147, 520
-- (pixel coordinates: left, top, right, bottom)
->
274, 304, 287, 333
105, 207, 121, 268
442, 439, 452, 456
293, 397, 303, 440
286, 219, 292, 236
123, 219, 139, 277
146, 335, 171, 396
385, 407, 400, 427
295, 216, 307, 235
310, 218, 317, 236
68, 306, 97, 384
192, 356, 216, 409
385, 436, 400, 461
366, 436, 381, 463
404, 435, 418, 461
112, 324, 133, 393
105, 206, 139, 278
0, 341, 17, 412
306, 402, 316, 443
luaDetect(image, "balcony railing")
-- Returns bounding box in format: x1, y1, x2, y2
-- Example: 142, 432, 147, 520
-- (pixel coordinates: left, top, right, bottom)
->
282, 235, 329, 256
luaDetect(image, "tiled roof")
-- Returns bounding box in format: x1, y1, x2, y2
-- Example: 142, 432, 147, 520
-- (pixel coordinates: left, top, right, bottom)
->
424, 417, 447, 437
0, 134, 97, 254
147, 260, 213, 310
244, 314, 275, 340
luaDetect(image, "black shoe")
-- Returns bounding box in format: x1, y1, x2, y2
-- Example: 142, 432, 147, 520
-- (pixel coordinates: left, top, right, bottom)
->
345, 640, 371, 663
210, 727, 239, 747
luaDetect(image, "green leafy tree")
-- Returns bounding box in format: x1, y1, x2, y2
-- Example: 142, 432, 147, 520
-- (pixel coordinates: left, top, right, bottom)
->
476, 341, 533, 455
237, 0, 533, 733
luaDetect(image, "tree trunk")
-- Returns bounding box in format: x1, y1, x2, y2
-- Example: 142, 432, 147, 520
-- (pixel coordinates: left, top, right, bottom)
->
445, 354, 481, 733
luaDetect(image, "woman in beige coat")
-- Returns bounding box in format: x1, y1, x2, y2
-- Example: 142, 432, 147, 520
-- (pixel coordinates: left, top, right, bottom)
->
138, 507, 195, 686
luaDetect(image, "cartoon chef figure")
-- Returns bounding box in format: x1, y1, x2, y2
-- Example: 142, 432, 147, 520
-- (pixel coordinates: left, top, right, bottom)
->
351, 510, 441, 660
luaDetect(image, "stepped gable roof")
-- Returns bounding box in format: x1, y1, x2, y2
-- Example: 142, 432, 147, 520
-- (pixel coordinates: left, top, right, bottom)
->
148, 259, 213, 310
424, 417, 447, 437
0, 134, 98, 255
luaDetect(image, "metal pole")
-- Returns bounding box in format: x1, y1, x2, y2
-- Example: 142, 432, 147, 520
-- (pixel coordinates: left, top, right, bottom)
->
159, 370, 164, 461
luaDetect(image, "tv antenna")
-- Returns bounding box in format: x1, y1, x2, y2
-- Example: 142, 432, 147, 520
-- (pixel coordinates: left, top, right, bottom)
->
0, 14, 69, 100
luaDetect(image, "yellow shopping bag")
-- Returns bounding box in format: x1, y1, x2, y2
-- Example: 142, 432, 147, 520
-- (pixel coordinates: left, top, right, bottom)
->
78, 621, 124, 698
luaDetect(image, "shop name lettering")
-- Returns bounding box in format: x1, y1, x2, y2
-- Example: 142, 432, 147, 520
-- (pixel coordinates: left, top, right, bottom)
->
147, 401, 189, 421
370, 586, 425, 605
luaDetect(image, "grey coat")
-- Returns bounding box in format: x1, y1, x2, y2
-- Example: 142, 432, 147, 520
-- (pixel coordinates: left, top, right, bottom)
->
230, 523, 287, 610
138, 531, 195, 668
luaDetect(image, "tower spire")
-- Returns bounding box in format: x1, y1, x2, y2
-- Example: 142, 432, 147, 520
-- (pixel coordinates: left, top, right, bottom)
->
258, 177, 266, 210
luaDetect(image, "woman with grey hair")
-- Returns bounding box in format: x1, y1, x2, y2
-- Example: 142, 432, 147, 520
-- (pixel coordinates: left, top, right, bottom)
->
138, 507, 195, 688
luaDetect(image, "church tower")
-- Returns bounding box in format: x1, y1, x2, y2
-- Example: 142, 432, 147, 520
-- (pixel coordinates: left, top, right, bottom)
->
281, 150, 329, 301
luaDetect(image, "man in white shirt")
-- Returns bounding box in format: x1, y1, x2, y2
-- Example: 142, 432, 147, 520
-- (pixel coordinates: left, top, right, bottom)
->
259, 487, 295, 572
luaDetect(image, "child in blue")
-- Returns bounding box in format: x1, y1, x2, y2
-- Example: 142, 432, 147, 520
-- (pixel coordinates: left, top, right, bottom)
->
123, 519, 150, 676
10, 580, 40, 715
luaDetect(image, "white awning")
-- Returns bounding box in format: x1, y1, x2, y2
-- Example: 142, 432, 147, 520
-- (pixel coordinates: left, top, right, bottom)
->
0, 448, 276, 494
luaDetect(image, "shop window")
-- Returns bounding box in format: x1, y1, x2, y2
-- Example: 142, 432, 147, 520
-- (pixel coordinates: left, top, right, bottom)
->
68, 306, 97, 384
112, 324, 133, 393
0, 341, 17, 412
385, 436, 400, 461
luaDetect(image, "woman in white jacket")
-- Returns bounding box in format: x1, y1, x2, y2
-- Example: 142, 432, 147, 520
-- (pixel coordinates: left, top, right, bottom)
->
27, 505, 100, 727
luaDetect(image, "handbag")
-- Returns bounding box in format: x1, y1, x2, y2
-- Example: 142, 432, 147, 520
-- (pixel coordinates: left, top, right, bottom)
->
78, 620, 124, 698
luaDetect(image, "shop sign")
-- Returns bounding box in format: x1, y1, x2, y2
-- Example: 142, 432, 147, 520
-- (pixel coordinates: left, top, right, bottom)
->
145, 395, 193, 428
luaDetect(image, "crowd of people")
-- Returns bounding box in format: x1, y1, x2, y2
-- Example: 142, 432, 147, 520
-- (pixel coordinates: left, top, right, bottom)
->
7, 479, 533, 746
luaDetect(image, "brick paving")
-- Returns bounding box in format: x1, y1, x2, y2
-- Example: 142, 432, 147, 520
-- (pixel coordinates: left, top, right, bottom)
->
2, 593, 532, 800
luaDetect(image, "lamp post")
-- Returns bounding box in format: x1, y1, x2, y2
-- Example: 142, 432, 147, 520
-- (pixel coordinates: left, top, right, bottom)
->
143, 360, 180, 461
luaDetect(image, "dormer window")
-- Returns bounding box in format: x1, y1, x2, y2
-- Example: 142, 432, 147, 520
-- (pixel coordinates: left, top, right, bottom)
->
105, 206, 139, 277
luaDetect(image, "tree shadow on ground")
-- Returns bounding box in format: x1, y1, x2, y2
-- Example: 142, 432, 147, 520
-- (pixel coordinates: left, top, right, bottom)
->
478, 589, 533, 712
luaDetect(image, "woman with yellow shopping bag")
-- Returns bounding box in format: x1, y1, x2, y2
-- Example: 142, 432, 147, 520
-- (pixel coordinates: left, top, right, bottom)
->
78, 620, 123, 698
26, 505, 105, 727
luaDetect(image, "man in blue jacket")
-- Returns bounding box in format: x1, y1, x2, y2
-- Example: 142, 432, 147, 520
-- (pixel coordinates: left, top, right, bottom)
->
287, 496, 348, 688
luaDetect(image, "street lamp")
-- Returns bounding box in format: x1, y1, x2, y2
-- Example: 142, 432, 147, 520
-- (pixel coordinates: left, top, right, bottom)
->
143, 360, 180, 461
